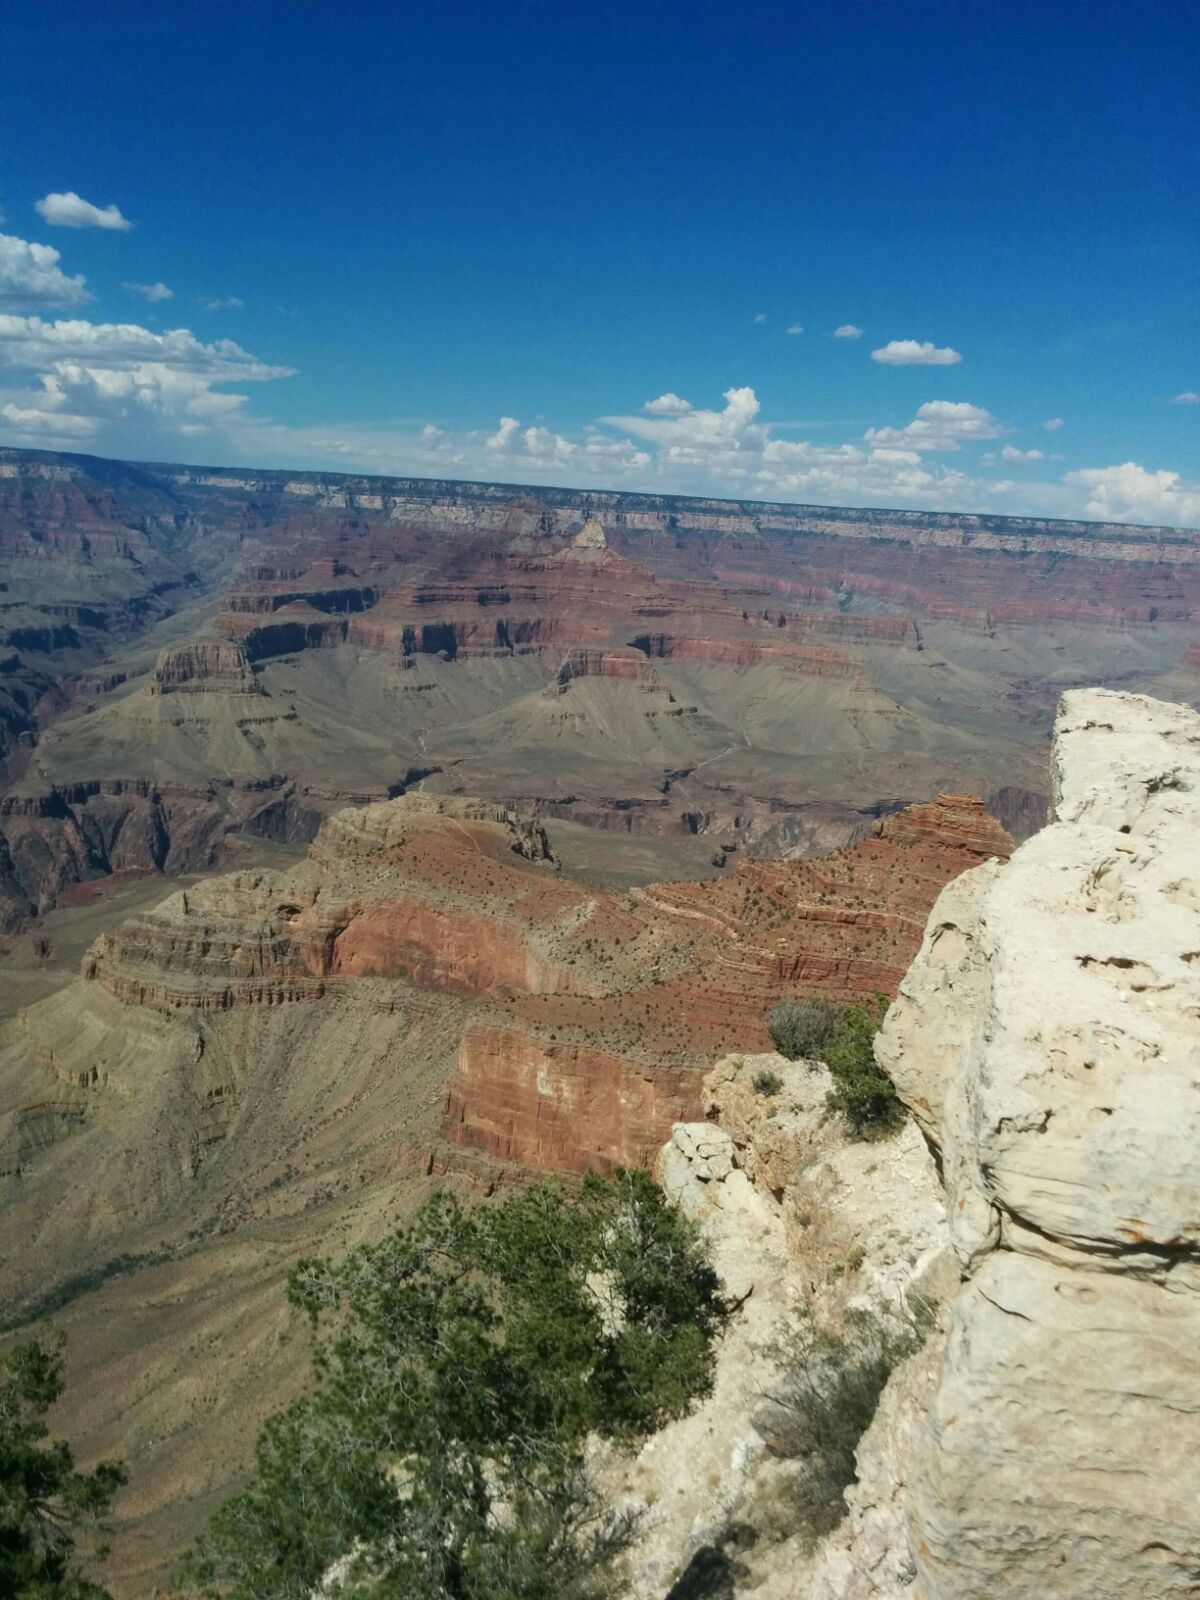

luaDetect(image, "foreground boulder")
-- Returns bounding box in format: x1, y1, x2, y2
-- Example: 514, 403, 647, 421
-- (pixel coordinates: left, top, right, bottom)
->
880, 689, 1200, 1599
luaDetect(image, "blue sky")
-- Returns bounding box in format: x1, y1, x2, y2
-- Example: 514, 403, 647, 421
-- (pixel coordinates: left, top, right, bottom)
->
1, 0, 1197, 523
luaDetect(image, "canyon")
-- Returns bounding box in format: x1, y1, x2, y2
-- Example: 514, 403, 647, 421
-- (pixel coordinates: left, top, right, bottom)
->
0, 779, 1008, 1591
4, 447, 1200, 930
3, 447, 1200, 1595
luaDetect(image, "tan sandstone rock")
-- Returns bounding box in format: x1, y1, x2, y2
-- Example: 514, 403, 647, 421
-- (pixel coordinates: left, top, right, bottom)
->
891, 688, 1200, 1600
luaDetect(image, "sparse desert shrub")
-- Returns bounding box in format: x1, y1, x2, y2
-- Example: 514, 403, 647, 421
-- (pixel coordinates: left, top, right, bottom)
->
766, 996, 842, 1060
751, 1068, 784, 1096
824, 993, 903, 1139
761, 1303, 927, 1542
180, 1171, 728, 1600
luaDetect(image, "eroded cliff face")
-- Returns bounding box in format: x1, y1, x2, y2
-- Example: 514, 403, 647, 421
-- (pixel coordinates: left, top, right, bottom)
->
878, 688, 1200, 1599
0, 779, 1008, 1593
7, 446, 1198, 926
625, 689, 1200, 1600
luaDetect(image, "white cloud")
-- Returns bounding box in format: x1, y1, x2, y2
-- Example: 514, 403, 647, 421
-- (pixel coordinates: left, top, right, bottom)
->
1042, 416, 1064, 430
1174, 392, 1199, 405
0, 401, 96, 439
1063, 462, 1200, 526
753, 435, 981, 507
833, 324, 863, 339
124, 280, 173, 303
201, 296, 243, 312
35, 191, 133, 231
601, 390, 771, 470
0, 312, 294, 454
479, 413, 649, 475
0, 315, 291, 380
643, 392, 693, 415
1000, 445, 1044, 463
871, 339, 962, 366
486, 416, 521, 452
865, 400, 1000, 452
0, 234, 90, 308
787, 322, 804, 336
753, 313, 767, 324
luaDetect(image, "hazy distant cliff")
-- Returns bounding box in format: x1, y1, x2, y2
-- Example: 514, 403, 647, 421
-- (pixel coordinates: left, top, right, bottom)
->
4, 445, 1199, 927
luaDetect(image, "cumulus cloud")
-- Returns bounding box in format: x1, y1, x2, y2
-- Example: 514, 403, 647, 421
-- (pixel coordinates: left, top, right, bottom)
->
480, 413, 649, 475
201, 296, 243, 312
1063, 462, 1200, 526
753, 435, 980, 507
643, 392, 693, 415
0, 234, 90, 308
35, 191, 133, 230
604, 386, 765, 451
865, 400, 1000, 452
871, 339, 962, 366
753, 312, 767, 324
0, 315, 292, 380
0, 401, 96, 439
1042, 417, 1064, 430
124, 280, 173, 303
787, 322, 804, 336
0, 312, 294, 452
833, 324, 863, 339
486, 416, 521, 452
1174, 391, 1199, 405
999, 445, 1044, 463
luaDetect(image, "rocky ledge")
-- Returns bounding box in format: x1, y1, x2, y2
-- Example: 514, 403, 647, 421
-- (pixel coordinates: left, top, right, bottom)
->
878, 688, 1200, 1599
626, 689, 1200, 1600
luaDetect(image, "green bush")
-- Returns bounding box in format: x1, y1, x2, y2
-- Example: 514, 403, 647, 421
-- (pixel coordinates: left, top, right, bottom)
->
180, 1171, 728, 1600
751, 1069, 784, 1096
767, 993, 902, 1138
0, 1337, 126, 1598
823, 994, 903, 1139
766, 996, 842, 1061
764, 1303, 926, 1542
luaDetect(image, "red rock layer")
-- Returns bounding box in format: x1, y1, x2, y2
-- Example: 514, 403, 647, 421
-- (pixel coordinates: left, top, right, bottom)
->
79, 791, 1011, 1173
443, 1024, 702, 1174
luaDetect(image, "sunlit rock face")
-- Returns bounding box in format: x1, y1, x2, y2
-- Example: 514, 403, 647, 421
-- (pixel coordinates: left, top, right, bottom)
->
879, 688, 1200, 1600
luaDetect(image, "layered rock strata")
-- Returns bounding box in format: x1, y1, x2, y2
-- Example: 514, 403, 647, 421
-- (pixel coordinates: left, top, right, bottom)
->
6, 445, 1199, 926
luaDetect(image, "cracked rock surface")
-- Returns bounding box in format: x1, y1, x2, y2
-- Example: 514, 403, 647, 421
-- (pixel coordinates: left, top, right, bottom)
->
879, 688, 1200, 1599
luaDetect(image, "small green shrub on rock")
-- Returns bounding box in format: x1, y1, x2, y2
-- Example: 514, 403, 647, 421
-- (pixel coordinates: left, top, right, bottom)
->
766, 996, 842, 1061
766, 993, 902, 1139
824, 994, 903, 1139
752, 1068, 784, 1096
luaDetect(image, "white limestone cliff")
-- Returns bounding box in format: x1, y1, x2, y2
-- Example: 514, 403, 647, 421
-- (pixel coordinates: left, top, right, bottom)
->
879, 688, 1200, 1599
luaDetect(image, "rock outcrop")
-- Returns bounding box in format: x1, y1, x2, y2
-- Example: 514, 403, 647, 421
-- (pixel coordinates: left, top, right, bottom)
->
877, 688, 1200, 1599
149, 641, 260, 695
603, 1052, 950, 1599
